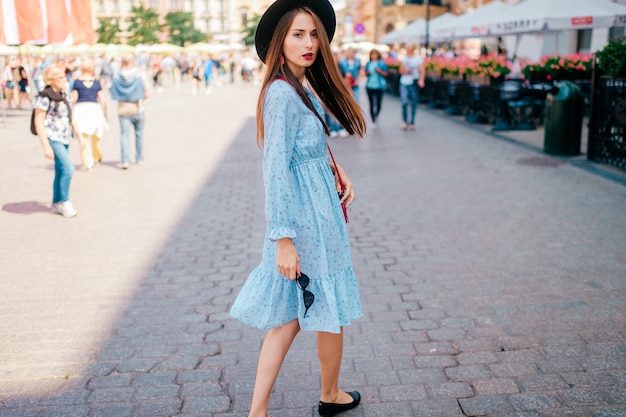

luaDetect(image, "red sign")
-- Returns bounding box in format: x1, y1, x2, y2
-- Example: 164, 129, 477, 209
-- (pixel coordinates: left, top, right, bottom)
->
572, 16, 593, 26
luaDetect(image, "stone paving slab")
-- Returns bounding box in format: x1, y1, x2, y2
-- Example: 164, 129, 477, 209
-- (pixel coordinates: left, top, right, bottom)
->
0, 80, 625, 417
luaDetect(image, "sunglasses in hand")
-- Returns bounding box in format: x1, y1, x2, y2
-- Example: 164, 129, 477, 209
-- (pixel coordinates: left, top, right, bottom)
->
296, 273, 315, 318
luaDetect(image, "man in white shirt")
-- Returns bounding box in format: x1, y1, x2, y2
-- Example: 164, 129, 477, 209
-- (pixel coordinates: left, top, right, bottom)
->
399, 45, 425, 131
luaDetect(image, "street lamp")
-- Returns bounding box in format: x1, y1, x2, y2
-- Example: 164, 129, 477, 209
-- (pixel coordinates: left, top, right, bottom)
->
424, 0, 430, 50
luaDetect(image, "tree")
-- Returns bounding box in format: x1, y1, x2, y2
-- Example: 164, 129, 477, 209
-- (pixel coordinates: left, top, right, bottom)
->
96, 17, 121, 44
126, 5, 162, 46
241, 14, 261, 47
164, 11, 207, 46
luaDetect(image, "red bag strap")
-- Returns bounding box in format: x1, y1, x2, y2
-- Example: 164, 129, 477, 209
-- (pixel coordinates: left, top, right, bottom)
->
327, 143, 345, 189
327, 143, 349, 223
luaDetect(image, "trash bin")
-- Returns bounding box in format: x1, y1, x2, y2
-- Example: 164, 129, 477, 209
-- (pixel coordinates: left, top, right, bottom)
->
543, 81, 584, 156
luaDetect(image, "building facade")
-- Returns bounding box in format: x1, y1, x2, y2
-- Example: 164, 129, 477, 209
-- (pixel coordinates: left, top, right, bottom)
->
93, 0, 242, 45
92, 0, 626, 52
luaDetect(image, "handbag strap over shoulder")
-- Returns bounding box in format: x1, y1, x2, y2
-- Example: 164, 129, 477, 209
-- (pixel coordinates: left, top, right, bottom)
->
327, 143, 344, 189
327, 143, 349, 223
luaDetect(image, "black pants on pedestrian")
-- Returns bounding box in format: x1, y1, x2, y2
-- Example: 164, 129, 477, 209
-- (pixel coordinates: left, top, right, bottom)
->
366, 88, 384, 123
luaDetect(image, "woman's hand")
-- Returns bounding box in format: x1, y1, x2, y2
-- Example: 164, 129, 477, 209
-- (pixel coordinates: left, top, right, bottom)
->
276, 238, 300, 280
42, 144, 54, 160
333, 163, 355, 207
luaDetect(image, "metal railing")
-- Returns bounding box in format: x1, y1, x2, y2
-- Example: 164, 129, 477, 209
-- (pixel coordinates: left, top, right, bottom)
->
587, 61, 626, 170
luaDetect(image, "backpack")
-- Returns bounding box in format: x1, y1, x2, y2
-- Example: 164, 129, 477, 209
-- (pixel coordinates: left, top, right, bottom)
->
30, 91, 62, 136
30, 108, 40, 135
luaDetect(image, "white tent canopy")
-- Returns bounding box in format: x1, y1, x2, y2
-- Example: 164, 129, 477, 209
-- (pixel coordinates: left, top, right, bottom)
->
379, 20, 423, 44
379, 12, 458, 44
432, 1, 513, 41
488, 0, 626, 36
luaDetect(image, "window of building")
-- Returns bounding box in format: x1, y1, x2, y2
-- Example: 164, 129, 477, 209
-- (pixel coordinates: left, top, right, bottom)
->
576, 29, 592, 53
184, 0, 192, 12
112, 0, 119, 12
609, 27, 625, 41
97, 0, 104, 12
149, 0, 159, 8
170, 0, 180, 9
381, 0, 396, 5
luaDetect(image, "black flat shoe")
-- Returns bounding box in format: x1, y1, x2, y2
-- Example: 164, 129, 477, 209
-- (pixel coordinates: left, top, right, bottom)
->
318, 391, 361, 416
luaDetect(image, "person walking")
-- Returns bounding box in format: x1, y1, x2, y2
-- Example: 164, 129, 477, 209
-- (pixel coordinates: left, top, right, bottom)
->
109, 54, 149, 169
17, 62, 30, 109
189, 58, 202, 96
2, 58, 16, 109
71, 61, 109, 171
229, 1, 366, 416
32, 65, 84, 218
202, 55, 215, 95
364, 49, 389, 128
399, 45, 425, 131
339, 47, 361, 103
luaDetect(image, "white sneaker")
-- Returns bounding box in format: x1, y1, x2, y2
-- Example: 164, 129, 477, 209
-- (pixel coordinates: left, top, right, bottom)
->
121, 162, 129, 169
55, 201, 77, 218
330, 131, 338, 138
338, 129, 348, 138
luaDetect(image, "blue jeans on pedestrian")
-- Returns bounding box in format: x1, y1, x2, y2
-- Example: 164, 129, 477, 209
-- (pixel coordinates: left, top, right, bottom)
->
366, 88, 384, 123
48, 140, 74, 204
400, 83, 419, 125
325, 113, 342, 133
119, 113, 145, 164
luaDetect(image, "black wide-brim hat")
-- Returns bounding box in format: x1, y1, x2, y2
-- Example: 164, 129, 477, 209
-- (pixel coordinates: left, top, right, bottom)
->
255, 0, 336, 64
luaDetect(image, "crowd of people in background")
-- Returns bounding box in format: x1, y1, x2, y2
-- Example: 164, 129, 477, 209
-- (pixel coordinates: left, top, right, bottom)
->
1, 51, 263, 103
0, 44, 425, 218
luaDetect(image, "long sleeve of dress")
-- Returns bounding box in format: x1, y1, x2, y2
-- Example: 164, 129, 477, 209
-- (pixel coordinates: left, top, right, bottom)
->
263, 82, 300, 241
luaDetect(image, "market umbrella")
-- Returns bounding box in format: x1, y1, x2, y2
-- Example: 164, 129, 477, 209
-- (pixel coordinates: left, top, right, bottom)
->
146, 43, 183, 54
109, 44, 135, 55
487, 0, 626, 36
404, 12, 458, 43
432, 1, 513, 41
341, 41, 389, 53
0, 44, 18, 56
16, 44, 42, 55
379, 20, 424, 44
379, 13, 457, 44
185, 43, 236, 54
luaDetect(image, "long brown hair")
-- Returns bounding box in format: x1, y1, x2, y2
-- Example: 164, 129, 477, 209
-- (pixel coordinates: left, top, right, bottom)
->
256, 7, 366, 147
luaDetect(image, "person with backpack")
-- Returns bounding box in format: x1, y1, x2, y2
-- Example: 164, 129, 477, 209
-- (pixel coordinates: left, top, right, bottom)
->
32, 65, 84, 218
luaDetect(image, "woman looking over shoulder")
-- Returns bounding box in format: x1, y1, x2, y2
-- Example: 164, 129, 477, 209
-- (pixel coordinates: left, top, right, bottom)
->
229, 1, 366, 416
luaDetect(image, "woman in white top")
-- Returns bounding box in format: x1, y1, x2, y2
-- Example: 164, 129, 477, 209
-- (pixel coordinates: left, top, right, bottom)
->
71, 61, 108, 170
398, 45, 426, 131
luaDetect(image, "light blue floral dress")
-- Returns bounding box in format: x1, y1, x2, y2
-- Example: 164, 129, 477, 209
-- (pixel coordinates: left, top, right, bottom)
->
230, 80, 362, 334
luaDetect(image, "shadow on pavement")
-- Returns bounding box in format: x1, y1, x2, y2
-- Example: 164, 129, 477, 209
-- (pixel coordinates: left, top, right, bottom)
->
0, 116, 266, 415
2, 201, 53, 215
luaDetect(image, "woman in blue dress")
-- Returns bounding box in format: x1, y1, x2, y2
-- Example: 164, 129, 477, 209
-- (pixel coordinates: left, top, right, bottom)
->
229, 1, 366, 416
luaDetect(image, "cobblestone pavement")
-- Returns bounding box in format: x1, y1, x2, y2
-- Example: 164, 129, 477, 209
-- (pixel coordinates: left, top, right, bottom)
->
1, 80, 625, 417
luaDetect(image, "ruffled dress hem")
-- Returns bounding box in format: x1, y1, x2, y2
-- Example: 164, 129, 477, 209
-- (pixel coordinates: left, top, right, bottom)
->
230, 265, 362, 335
